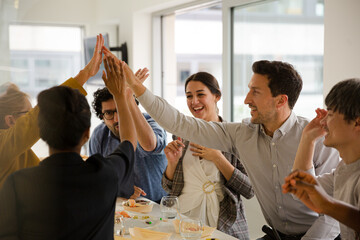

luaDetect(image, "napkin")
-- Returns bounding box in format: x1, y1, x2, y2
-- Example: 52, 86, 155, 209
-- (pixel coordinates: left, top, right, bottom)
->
172, 219, 216, 238
129, 227, 172, 240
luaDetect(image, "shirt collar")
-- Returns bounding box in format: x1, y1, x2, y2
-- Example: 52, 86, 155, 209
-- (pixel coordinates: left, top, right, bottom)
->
277, 111, 296, 135
259, 111, 296, 137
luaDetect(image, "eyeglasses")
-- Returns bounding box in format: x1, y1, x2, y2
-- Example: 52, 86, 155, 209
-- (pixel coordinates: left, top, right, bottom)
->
101, 110, 117, 120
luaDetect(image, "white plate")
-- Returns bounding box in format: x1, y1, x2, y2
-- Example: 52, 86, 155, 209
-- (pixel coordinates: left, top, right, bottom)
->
123, 217, 160, 234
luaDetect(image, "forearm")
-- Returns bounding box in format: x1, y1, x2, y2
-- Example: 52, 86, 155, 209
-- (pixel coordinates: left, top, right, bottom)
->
138, 89, 234, 153
324, 199, 360, 232
128, 97, 156, 151
225, 167, 254, 199
164, 164, 177, 180
114, 95, 137, 150
129, 81, 146, 98
293, 135, 315, 171
73, 68, 91, 87
213, 154, 235, 181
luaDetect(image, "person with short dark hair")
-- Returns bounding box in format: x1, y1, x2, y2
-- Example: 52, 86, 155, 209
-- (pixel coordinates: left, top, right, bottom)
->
0, 34, 104, 189
283, 78, 360, 239
0, 57, 137, 239
121, 59, 341, 239
89, 47, 167, 203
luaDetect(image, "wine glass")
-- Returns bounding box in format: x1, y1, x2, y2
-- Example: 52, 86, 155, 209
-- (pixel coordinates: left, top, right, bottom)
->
179, 218, 202, 239
159, 196, 179, 219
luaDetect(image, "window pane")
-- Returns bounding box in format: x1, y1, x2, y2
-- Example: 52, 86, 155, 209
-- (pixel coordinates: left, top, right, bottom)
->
163, 5, 223, 118
9, 24, 82, 99
8, 24, 83, 158
232, 0, 324, 121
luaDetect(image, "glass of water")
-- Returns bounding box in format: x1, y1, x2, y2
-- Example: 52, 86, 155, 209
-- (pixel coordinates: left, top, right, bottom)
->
114, 214, 124, 236
160, 196, 179, 219
179, 218, 202, 239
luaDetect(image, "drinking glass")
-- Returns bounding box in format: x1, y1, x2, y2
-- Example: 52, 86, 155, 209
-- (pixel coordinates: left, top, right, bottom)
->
179, 218, 202, 239
159, 196, 179, 219
114, 214, 124, 236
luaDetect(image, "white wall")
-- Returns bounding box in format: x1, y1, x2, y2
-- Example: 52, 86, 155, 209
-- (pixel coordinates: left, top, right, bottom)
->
323, 0, 360, 96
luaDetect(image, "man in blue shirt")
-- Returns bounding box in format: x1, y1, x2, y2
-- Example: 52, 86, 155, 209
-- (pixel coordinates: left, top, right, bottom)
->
89, 86, 168, 203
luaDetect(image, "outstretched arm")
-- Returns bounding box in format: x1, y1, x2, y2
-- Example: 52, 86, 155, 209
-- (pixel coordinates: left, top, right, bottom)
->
293, 108, 328, 171
102, 57, 137, 150
283, 170, 360, 232
102, 47, 156, 151
125, 69, 157, 151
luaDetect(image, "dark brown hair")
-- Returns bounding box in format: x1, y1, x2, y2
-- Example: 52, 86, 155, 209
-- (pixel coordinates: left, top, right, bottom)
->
252, 60, 303, 109
184, 72, 221, 98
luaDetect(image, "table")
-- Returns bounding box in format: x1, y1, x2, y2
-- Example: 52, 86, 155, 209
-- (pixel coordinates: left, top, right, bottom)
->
115, 197, 237, 240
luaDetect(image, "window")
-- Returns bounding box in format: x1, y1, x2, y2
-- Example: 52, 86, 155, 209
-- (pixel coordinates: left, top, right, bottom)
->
9, 24, 83, 99
161, 4, 223, 118
231, 0, 324, 121
8, 24, 83, 158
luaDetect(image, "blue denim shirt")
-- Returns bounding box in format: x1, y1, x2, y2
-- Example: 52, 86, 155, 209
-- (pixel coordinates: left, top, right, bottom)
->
89, 113, 168, 203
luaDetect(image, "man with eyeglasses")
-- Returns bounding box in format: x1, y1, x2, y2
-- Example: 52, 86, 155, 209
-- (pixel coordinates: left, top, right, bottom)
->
89, 86, 168, 203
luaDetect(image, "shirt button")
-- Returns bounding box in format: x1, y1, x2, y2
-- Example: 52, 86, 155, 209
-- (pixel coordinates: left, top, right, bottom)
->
273, 164, 276, 168
278, 206, 282, 209
275, 185, 278, 189
271, 142, 275, 146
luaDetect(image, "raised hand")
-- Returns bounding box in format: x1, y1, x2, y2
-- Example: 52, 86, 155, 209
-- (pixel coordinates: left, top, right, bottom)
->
164, 140, 185, 166
102, 57, 125, 97
102, 46, 119, 63
282, 170, 326, 213
134, 68, 149, 83
303, 108, 328, 142
84, 34, 104, 78
102, 46, 146, 96
189, 143, 222, 162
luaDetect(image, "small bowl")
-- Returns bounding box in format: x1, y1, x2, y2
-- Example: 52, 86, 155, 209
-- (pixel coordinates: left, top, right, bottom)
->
123, 200, 153, 213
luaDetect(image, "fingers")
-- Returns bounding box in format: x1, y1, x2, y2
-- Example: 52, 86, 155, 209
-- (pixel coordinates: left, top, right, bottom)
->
103, 58, 110, 76
189, 142, 204, 149
120, 61, 126, 80
134, 69, 141, 77
166, 143, 180, 152
101, 70, 107, 83
315, 108, 327, 120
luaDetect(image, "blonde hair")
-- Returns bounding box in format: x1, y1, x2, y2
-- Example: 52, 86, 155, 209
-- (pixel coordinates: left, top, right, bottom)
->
0, 83, 29, 129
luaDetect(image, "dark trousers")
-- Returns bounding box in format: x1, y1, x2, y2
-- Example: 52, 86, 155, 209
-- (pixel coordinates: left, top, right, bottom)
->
257, 225, 341, 240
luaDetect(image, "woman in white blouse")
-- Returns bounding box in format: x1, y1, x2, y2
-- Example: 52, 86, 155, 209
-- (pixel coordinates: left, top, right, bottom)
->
162, 72, 254, 239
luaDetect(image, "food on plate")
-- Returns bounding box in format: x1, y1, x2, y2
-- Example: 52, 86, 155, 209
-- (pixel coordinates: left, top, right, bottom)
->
172, 219, 216, 237
132, 215, 150, 220
123, 199, 153, 213
116, 211, 131, 218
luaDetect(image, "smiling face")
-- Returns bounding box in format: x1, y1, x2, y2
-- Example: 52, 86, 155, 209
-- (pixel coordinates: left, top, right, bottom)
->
244, 73, 278, 125
320, 110, 356, 150
185, 81, 220, 122
101, 99, 120, 138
